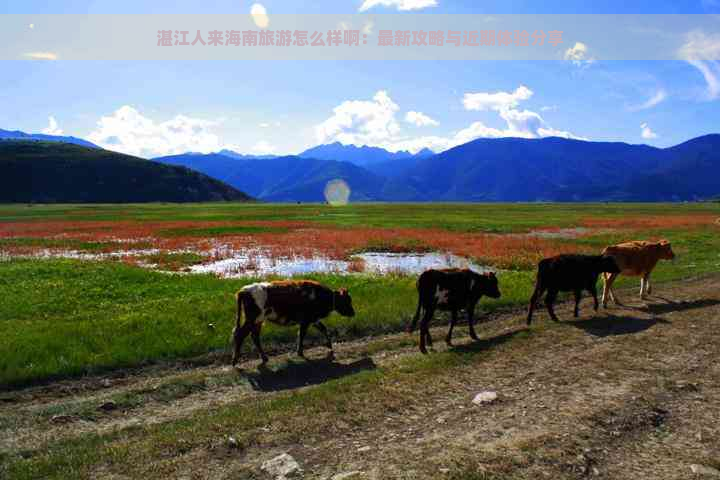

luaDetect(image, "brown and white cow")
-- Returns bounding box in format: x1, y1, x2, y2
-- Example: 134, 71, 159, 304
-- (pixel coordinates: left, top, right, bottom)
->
601, 240, 675, 306
232, 280, 355, 365
407, 268, 501, 354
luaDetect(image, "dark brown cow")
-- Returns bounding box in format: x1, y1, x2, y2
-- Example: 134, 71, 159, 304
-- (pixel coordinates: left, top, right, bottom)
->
527, 254, 620, 325
232, 280, 355, 365
408, 268, 501, 354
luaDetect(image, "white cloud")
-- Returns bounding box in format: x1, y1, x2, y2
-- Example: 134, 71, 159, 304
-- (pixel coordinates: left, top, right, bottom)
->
250, 3, 269, 29
404, 111, 439, 127
314, 87, 582, 154
463, 85, 533, 111
628, 88, 668, 111
41, 116, 63, 136
640, 123, 658, 139
564, 42, 595, 67
315, 90, 401, 146
24, 52, 57, 61
87, 105, 224, 157
540, 105, 558, 112
359, 0, 437, 12
251, 140, 276, 155
259, 122, 271, 128
679, 30, 720, 100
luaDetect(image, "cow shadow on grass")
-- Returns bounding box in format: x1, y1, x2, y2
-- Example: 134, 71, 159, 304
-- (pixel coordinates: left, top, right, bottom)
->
640, 298, 720, 316
243, 353, 377, 392
565, 314, 670, 338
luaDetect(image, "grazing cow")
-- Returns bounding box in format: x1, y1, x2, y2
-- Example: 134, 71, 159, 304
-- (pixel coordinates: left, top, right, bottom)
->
601, 240, 675, 306
232, 280, 355, 365
408, 269, 501, 354
527, 254, 620, 325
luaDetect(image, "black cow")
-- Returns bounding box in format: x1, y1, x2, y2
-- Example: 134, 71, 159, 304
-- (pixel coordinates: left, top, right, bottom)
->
526, 254, 620, 325
408, 268, 501, 354
232, 280, 355, 365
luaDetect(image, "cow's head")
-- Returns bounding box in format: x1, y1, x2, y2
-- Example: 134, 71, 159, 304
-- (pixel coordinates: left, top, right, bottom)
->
657, 240, 675, 260
599, 255, 621, 274
333, 288, 355, 317
477, 271, 501, 299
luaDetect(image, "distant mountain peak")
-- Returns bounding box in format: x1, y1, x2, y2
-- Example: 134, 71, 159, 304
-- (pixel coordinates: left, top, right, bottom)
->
0, 128, 99, 149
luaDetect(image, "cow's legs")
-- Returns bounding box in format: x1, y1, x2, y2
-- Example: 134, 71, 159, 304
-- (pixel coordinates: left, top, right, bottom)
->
313, 321, 333, 351
602, 273, 620, 307
297, 320, 310, 358
573, 289, 582, 318
250, 323, 269, 364
645, 274, 652, 295
445, 310, 458, 346
232, 320, 253, 366
467, 301, 479, 341
589, 283, 599, 312
527, 283, 546, 325
639, 277, 646, 300
545, 289, 559, 322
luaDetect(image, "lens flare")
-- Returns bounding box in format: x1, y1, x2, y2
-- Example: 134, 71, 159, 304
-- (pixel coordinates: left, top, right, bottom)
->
324, 179, 351, 206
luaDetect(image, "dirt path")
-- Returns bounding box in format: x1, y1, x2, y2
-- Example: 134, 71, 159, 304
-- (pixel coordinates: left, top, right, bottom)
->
2, 276, 720, 479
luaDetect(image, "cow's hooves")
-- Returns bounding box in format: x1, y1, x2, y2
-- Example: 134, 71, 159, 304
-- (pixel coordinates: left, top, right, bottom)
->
470, 335, 479, 341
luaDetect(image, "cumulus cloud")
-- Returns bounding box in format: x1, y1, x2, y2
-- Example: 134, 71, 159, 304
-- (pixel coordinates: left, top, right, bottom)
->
405, 111, 439, 127
24, 52, 57, 61
628, 88, 668, 111
564, 42, 595, 67
314, 87, 581, 154
463, 85, 533, 111
359, 0, 437, 12
315, 90, 401, 146
640, 123, 658, 139
87, 105, 224, 157
250, 3, 269, 29
251, 140, 276, 155
679, 30, 720, 100
41, 116, 63, 136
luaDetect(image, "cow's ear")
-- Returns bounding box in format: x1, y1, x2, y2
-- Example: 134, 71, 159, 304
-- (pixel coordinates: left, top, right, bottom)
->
338, 288, 348, 296
659, 239, 670, 245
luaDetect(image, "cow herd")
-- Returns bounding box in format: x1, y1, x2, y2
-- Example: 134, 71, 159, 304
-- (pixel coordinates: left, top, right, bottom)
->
231, 239, 675, 365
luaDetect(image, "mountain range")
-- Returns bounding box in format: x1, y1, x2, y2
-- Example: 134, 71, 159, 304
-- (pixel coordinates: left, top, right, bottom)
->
0, 128, 99, 149
2, 125, 719, 203
0, 141, 250, 203
154, 135, 720, 202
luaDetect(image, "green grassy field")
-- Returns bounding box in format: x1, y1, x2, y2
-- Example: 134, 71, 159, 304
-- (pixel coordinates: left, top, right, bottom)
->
1, 202, 718, 388
2, 201, 719, 231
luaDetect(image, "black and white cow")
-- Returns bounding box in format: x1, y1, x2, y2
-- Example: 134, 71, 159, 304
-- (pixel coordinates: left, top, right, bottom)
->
407, 268, 501, 354
232, 280, 355, 365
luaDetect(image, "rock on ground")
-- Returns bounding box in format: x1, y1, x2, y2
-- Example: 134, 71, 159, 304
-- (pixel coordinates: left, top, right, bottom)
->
261, 453, 301, 479
472, 391, 498, 405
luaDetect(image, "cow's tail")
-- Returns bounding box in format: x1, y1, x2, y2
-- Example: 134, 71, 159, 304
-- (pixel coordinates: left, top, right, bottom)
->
407, 299, 422, 333
231, 291, 248, 343
235, 290, 247, 331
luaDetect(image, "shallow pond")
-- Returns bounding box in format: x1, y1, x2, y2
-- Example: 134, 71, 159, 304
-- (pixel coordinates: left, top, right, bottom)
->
189, 250, 490, 278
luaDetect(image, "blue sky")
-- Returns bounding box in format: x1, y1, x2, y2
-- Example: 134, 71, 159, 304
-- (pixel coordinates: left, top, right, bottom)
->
1, 0, 719, 157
